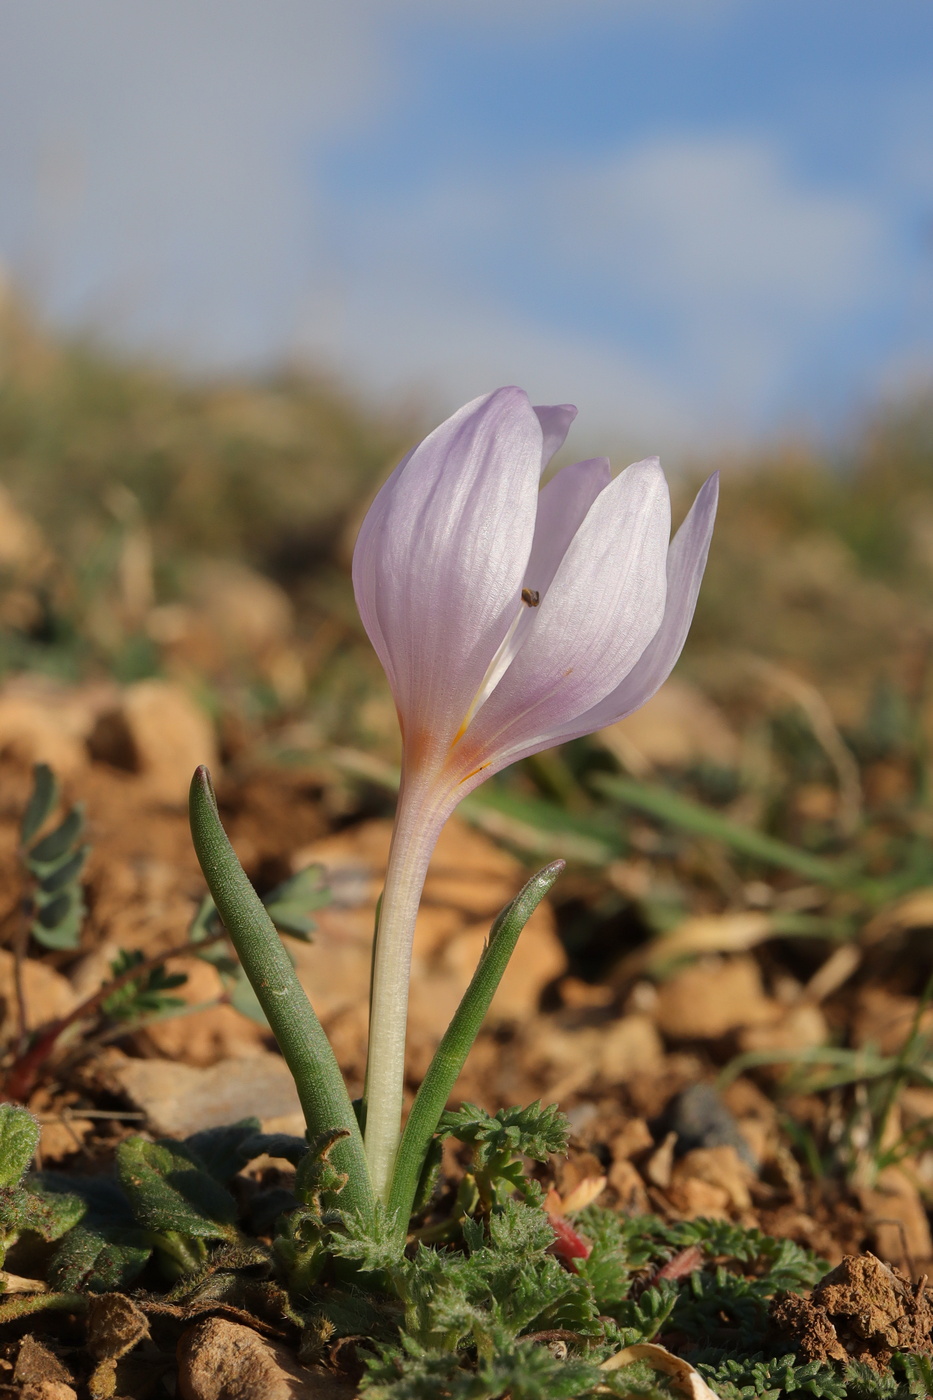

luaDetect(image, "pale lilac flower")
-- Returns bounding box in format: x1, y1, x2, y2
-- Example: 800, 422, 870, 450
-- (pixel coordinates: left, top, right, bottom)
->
353, 386, 718, 1199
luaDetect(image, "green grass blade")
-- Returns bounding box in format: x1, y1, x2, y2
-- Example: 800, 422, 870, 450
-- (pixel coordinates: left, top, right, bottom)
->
386, 859, 564, 1239
594, 773, 853, 886
188, 766, 373, 1217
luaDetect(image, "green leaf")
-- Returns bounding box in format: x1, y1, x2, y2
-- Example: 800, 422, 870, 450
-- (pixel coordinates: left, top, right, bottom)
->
188, 766, 372, 1217
593, 773, 850, 887
100, 949, 188, 1020
387, 861, 565, 1238
18, 1183, 86, 1241
38, 845, 89, 895
28, 805, 84, 867
183, 1118, 270, 1181
440, 1101, 570, 1167
31, 887, 85, 950
0, 1105, 40, 1188
43, 1174, 152, 1293
20, 763, 58, 844
49, 1223, 152, 1294
116, 1136, 238, 1240
263, 863, 330, 940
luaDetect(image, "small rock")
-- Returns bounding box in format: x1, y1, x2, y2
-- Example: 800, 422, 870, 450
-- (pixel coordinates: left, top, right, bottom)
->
14, 1336, 74, 1389
19, 1384, 78, 1400
654, 956, 776, 1039
609, 1118, 653, 1161
0, 949, 78, 1041
859, 1164, 933, 1266
669, 1175, 731, 1219
177, 1316, 354, 1400
737, 1001, 828, 1059
672, 1145, 755, 1213
608, 1156, 650, 1213
777, 1253, 933, 1370
659, 1084, 758, 1168
40, 1117, 94, 1161
527, 1014, 663, 1097
111, 1052, 303, 1138
89, 679, 217, 805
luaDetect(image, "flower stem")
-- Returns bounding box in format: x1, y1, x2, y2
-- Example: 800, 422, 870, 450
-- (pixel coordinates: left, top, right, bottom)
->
362, 776, 447, 1204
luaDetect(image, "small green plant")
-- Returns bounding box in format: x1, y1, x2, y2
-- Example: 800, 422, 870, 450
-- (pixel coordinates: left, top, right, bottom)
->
4, 765, 333, 1101
19, 762, 88, 952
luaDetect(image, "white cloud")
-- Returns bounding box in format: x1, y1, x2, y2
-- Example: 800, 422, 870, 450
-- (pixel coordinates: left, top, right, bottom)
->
0, 3, 901, 455
294, 134, 887, 449
0, 1, 387, 360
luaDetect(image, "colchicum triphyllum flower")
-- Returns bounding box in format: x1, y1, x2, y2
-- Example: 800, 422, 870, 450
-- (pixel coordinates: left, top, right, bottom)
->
353, 386, 718, 1200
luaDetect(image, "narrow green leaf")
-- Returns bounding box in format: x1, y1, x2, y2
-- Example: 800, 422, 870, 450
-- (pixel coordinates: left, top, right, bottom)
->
594, 773, 852, 886
188, 766, 373, 1218
20, 763, 58, 844
116, 1136, 237, 1241
0, 1291, 86, 1324
386, 860, 565, 1238
0, 1105, 40, 1188
28, 805, 84, 867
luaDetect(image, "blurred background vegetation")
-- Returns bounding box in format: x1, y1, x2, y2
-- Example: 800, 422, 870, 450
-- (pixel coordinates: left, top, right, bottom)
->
6, 284, 933, 984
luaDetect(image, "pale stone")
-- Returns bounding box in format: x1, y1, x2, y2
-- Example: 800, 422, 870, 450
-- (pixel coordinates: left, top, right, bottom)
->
177, 1317, 354, 1400
111, 1052, 302, 1138
859, 1164, 933, 1266
672, 1146, 755, 1212
654, 956, 777, 1040
737, 1002, 829, 1057
0, 949, 78, 1041
119, 680, 217, 805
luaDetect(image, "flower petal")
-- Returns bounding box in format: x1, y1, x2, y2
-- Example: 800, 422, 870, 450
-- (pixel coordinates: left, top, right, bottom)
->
534, 403, 577, 471
462, 471, 719, 784
465, 458, 613, 715
577, 471, 719, 732
460, 457, 671, 769
352, 387, 542, 759
526, 458, 612, 600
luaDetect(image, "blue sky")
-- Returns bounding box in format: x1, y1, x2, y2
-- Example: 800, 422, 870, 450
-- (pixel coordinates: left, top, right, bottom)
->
1, 0, 932, 459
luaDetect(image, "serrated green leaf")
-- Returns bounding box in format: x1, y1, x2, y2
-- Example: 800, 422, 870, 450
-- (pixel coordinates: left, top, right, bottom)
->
116, 1136, 238, 1240
20, 763, 58, 844
28, 805, 84, 866
439, 1101, 570, 1166
0, 1105, 40, 1188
